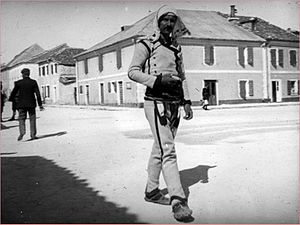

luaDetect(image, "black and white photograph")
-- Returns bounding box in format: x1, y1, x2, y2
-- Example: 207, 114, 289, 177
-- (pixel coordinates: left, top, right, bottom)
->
0, 0, 299, 223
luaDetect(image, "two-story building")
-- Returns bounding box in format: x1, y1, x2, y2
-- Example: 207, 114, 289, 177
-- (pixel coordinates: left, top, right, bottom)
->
0, 44, 44, 95
74, 7, 299, 107
25, 43, 85, 104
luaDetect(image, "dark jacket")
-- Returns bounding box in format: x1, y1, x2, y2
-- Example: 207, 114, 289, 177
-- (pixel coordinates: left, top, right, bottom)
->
9, 77, 42, 108
202, 87, 210, 100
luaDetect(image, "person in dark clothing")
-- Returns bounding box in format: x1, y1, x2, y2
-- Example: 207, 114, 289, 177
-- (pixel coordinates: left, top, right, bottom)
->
202, 85, 210, 110
8, 82, 19, 121
9, 68, 44, 141
1, 81, 7, 122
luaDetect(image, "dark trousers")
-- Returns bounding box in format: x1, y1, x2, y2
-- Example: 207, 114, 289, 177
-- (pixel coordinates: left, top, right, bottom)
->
18, 107, 37, 138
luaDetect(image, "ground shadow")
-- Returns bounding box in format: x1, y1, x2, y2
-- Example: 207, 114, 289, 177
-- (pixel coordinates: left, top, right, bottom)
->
26, 131, 67, 141
161, 165, 216, 198
1, 124, 18, 130
1, 156, 145, 224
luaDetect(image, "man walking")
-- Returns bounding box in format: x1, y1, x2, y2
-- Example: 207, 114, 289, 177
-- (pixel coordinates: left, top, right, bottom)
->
128, 5, 193, 222
9, 68, 44, 141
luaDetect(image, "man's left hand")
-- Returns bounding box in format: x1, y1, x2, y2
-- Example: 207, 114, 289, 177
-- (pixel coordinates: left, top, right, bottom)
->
183, 104, 193, 120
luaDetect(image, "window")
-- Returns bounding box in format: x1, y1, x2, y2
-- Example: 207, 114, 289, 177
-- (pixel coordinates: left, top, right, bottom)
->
55, 64, 58, 73
79, 85, 83, 94
290, 50, 297, 67
287, 80, 299, 96
108, 82, 111, 93
51, 64, 54, 74
39, 67, 41, 76
46, 65, 49, 75
270, 48, 284, 68
239, 80, 254, 100
108, 81, 117, 93
84, 59, 88, 74
204, 45, 214, 66
46, 85, 50, 98
112, 81, 117, 93
238, 47, 254, 67
42, 66, 45, 76
126, 82, 132, 90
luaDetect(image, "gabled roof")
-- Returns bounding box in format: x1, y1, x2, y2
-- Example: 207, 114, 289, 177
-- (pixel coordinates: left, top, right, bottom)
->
28, 43, 69, 64
5, 44, 44, 68
51, 48, 85, 65
218, 13, 299, 42
27, 43, 85, 65
76, 9, 265, 58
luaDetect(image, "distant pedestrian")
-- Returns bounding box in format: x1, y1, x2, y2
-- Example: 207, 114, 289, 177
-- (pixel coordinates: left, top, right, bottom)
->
128, 5, 193, 222
8, 81, 19, 121
9, 68, 44, 141
202, 85, 210, 110
1, 81, 7, 122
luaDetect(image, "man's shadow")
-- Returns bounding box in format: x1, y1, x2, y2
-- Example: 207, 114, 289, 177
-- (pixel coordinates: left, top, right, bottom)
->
26, 131, 67, 141
162, 165, 217, 198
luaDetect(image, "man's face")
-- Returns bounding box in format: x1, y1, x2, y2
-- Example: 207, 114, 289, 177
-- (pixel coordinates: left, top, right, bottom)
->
159, 14, 176, 36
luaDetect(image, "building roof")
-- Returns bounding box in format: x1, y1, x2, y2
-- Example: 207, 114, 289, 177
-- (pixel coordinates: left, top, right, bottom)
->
4, 44, 44, 69
28, 43, 85, 65
76, 9, 265, 58
218, 13, 299, 42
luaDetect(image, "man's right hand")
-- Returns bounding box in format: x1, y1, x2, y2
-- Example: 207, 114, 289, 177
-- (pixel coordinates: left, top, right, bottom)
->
153, 74, 182, 96
39, 106, 45, 111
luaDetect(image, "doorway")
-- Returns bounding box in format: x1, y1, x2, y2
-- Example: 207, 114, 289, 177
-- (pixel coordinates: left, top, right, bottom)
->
271, 80, 282, 102
99, 83, 104, 104
203, 80, 218, 105
85, 84, 90, 105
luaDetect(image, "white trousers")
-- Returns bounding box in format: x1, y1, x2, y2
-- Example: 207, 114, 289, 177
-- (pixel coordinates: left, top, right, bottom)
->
144, 100, 186, 201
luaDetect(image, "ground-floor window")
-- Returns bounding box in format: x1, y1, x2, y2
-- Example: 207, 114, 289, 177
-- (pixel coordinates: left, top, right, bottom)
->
238, 79, 254, 100
287, 80, 299, 96
79, 85, 83, 94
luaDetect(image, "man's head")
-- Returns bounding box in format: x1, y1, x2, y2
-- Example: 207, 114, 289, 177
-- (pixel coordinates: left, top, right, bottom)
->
158, 13, 177, 37
21, 68, 30, 78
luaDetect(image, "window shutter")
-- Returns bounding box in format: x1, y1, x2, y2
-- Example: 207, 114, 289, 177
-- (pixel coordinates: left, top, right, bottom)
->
298, 80, 300, 95
209, 46, 214, 65
238, 47, 245, 67
290, 50, 297, 67
278, 49, 284, 67
116, 48, 122, 69
205, 45, 214, 65
239, 80, 247, 100
249, 80, 254, 96
287, 80, 291, 96
248, 47, 254, 66
84, 59, 88, 74
270, 49, 277, 68
98, 54, 103, 72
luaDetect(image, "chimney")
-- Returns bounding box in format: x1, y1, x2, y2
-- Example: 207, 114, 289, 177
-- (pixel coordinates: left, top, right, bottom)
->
230, 5, 237, 17
121, 25, 132, 31
228, 5, 239, 23
239, 17, 257, 31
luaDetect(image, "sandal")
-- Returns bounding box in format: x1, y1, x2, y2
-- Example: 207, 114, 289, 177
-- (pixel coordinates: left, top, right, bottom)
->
145, 188, 170, 205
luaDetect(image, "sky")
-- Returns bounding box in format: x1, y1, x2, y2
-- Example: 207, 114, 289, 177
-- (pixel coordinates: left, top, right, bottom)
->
0, 0, 299, 64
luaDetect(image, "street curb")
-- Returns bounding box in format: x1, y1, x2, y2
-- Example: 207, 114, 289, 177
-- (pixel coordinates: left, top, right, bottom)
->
45, 102, 299, 111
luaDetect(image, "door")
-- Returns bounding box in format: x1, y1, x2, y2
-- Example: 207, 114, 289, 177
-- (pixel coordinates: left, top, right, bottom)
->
204, 80, 217, 105
99, 83, 104, 104
85, 84, 90, 105
271, 80, 282, 102
74, 87, 78, 105
53, 86, 57, 103
118, 81, 124, 105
